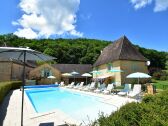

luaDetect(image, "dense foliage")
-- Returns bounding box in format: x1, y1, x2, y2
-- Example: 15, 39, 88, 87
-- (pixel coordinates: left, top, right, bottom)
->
138, 46, 168, 73
153, 71, 168, 80
0, 34, 109, 64
0, 81, 22, 103
0, 34, 167, 69
92, 90, 168, 126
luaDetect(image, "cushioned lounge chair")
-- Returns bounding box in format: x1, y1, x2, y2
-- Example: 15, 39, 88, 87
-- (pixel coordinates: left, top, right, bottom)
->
118, 84, 131, 96
94, 83, 106, 93
128, 84, 141, 97
74, 82, 84, 89
67, 82, 75, 88
83, 82, 95, 91
82, 84, 90, 91
102, 84, 114, 94
59, 81, 64, 86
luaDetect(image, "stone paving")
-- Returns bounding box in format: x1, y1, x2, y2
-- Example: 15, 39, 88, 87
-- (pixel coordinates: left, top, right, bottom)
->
0, 88, 136, 126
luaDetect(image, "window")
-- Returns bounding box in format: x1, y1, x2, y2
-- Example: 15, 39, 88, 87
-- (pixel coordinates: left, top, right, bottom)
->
41, 68, 52, 78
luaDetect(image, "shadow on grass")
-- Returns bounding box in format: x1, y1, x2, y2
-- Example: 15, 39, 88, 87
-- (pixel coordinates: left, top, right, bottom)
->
0, 90, 14, 126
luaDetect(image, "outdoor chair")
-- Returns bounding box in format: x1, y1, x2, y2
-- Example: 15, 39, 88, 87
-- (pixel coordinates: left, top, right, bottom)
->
102, 84, 114, 94
94, 83, 106, 93
82, 84, 90, 91
128, 84, 141, 97
88, 82, 96, 91
74, 82, 84, 89
59, 81, 64, 86
83, 82, 95, 91
67, 82, 75, 88
118, 84, 131, 96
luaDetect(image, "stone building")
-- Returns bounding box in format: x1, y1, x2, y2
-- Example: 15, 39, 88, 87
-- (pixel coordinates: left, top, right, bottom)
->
29, 64, 92, 84
93, 36, 148, 86
0, 58, 35, 81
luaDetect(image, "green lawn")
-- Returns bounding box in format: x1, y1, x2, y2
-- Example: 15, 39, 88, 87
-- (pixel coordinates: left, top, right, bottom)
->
152, 79, 168, 90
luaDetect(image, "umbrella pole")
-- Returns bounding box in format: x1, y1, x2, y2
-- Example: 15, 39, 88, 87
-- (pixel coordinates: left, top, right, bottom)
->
86, 77, 87, 85
138, 78, 139, 84
74, 75, 75, 84
21, 51, 26, 126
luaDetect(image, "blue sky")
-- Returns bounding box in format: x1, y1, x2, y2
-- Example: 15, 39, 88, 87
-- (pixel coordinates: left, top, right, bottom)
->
0, 0, 168, 51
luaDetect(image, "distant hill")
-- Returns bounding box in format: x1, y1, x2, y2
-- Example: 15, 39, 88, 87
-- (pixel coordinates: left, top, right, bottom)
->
0, 34, 167, 71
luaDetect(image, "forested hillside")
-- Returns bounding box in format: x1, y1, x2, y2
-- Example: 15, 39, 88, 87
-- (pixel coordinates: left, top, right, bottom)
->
0, 34, 167, 71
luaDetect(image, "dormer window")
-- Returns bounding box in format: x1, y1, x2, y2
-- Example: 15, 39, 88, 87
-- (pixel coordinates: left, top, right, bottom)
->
41, 68, 52, 78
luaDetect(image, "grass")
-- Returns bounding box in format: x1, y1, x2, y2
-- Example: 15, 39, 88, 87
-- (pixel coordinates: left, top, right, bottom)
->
152, 79, 168, 90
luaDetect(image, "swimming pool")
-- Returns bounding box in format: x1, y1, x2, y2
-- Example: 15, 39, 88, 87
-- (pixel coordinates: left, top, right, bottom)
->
26, 87, 117, 123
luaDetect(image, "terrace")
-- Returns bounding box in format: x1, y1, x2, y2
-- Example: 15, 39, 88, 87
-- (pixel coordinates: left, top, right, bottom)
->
0, 85, 136, 126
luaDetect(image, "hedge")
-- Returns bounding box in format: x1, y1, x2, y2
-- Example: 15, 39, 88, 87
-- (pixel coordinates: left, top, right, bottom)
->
92, 90, 168, 126
0, 81, 22, 103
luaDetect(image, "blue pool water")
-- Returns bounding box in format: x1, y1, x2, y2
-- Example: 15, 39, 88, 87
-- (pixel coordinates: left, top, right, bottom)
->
26, 87, 117, 122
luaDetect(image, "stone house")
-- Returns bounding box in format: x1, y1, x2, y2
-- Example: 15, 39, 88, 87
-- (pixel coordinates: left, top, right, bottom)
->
0, 58, 35, 81
93, 36, 149, 86
29, 64, 92, 84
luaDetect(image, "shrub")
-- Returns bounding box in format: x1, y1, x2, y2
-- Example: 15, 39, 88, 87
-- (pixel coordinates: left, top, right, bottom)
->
160, 76, 167, 81
152, 71, 168, 80
92, 90, 168, 126
0, 81, 22, 103
153, 71, 162, 80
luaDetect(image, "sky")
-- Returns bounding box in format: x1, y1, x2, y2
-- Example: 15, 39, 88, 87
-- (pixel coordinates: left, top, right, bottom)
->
0, 0, 168, 51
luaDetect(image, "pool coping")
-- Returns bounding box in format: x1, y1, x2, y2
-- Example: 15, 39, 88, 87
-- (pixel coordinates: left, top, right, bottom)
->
25, 87, 136, 125
0, 88, 137, 126
24, 90, 80, 125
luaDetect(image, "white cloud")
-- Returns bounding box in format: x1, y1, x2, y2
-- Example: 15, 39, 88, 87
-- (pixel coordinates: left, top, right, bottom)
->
130, 0, 152, 10
14, 28, 38, 39
130, 0, 168, 12
154, 0, 168, 12
13, 0, 82, 39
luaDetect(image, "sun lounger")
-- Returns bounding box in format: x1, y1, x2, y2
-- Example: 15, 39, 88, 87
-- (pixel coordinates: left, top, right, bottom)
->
88, 82, 96, 91
118, 84, 131, 96
67, 82, 75, 88
128, 84, 141, 97
82, 84, 91, 91
83, 82, 95, 91
74, 82, 84, 89
59, 81, 64, 87
102, 84, 114, 94
94, 83, 106, 93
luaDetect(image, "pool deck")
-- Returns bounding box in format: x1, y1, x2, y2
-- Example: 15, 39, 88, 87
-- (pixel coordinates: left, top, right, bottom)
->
0, 88, 136, 126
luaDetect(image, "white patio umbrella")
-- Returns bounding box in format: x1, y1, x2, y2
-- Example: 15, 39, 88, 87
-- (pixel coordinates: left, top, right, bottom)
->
47, 75, 56, 84
62, 73, 72, 85
0, 47, 56, 126
82, 73, 92, 85
71, 71, 79, 83
62, 73, 72, 76
47, 75, 56, 79
126, 72, 151, 84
